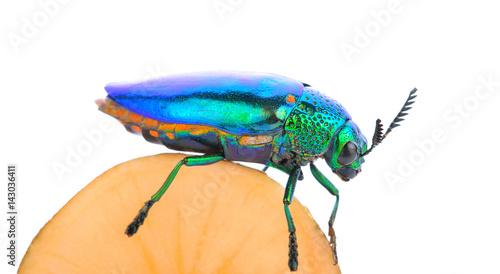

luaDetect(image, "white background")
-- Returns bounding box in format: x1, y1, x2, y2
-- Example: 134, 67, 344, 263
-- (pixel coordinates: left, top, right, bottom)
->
2, 1, 500, 273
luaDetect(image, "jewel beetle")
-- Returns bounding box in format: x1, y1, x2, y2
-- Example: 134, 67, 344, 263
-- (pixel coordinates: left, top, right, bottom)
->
96, 71, 417, 271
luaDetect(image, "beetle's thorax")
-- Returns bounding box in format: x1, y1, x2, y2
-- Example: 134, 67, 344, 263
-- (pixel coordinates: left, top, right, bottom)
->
268, 87, 352, 174
281, 87, 351, 157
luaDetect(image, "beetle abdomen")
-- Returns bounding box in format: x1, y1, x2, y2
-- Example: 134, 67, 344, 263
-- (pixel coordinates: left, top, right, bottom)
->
96, 97, 221, 153
96, 97, 278, 163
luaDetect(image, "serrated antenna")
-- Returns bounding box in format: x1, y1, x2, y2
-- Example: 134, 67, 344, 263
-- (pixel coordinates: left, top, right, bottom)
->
360, 88, 417, 157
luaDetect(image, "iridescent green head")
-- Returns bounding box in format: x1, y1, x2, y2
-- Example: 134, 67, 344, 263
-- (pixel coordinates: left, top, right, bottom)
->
324, 120, 367, 181
324, 88, 418, 181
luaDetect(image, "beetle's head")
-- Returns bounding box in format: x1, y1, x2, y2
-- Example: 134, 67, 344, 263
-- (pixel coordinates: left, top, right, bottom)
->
324, 88, 418, 182
324, 120, 367, 181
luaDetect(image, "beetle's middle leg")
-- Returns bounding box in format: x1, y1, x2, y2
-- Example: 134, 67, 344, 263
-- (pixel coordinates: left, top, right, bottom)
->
125, 154, 224, 236
310, 163, 339, 265
283, 166, 301, 271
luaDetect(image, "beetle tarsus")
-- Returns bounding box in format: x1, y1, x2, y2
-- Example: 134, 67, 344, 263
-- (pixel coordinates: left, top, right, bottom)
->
125, 200, 156, 236
288, 231, 298, 271
329, 229, 338, 265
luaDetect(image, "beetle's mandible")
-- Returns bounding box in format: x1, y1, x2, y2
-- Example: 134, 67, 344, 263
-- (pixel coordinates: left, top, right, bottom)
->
96, 71, 417, 271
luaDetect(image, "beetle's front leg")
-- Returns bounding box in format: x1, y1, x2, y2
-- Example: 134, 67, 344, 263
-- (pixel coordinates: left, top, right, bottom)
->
283, 166, 301, 271
310, 163, 339, 265
125, 154, 224, 236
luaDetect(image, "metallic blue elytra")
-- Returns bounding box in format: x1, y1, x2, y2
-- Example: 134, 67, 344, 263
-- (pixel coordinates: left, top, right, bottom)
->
105, 71, 304, 134
97, 70, 417, 271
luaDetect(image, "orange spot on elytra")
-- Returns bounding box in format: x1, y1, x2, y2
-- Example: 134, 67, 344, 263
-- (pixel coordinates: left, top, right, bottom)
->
132, 125, 142, 133
99, 98, 128, 118
149, 130, 159, 137
107, 107, 127, 117
175, 124, 213, 136
286, 94, 296, 104
128, 114, 142, 123
144, 118, 158, 128
158, 123, 176, 133
166, 132, 174, 139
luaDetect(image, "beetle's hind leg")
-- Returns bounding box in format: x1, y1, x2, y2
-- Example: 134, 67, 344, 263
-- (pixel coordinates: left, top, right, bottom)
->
125, 154, 224, 237
283, 166, 301, 271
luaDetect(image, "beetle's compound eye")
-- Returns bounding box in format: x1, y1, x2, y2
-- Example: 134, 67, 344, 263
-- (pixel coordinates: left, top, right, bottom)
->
337, 141, 358, 166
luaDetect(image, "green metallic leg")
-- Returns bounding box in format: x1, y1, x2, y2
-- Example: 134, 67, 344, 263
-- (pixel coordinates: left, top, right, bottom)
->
262, 165, 270, 172
310, 163, 339, 265
283, 166, 301, 271
125, 154, 224, 236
